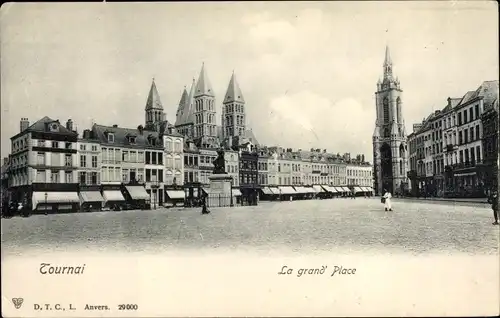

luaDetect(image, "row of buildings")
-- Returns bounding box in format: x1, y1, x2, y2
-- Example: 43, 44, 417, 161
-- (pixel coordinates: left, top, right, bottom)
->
371, 46, 498, 198
1, 63, 373, 213
407, 80, 499, 198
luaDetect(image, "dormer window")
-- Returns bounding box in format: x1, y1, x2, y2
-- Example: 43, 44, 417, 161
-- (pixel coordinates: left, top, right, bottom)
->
128, 136, 136, 144
107, 133, 114, 143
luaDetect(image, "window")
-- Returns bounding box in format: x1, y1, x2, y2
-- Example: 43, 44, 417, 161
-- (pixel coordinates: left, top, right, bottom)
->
52, 141, 59, 148
37, 152, 45, 165
80, 155, 87, 167
92, 155, 97, 168
51, 170, 59, 183
65, 154, 72, 167
475, 125, 480, 140
122, 169, 129, 182
36, 170, 46, 182
92, 145, 98, 152
146, 169, 151, 182
79, 172, 86, 185
80, 144, 86, 151
458, 113, 462, 126
469, 108, 473, 122
464, 128, 468, 144
158, 153, 163, 165
114, 167, 120, 182
91, 172, 98, 185
65, 171, 73, 183
129, 136, 136, 144
107, 133, 114, 143
38, 140, 45, 147
137, 169, 144, 182
152, 152, 157, 165
114, 149, 120, 163
65, 142, 72, 149
463, 110, 467, 123
122, 151, 129, 162
476, 146, 481, 162
475, 105, 479, 119
138, 151, 144, 163
146, 152, 151, 164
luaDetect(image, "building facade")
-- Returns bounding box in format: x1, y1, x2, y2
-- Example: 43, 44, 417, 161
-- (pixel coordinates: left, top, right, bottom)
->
372, 46, 409, 195
480, 98, 499, 192
9, 117, 80, 212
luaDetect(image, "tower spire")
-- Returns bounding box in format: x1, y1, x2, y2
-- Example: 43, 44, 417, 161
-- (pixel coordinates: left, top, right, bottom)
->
224, 71, 245, 104
195, 63, 215, 97
383, 45, 393, 80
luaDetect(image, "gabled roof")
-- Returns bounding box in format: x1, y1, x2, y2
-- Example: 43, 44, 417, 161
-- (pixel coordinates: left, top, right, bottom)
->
175, 88, 189, 126
476, 80, 499, 111
11, 116, 77, 140
145, 79, 163, 110
244, 129, 259, 146
223, 72, 245, 104
194, 63, 215, 98
456, 91, 476, 108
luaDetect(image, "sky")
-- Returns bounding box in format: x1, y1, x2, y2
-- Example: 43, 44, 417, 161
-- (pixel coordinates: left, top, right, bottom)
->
1, 1, 498, 162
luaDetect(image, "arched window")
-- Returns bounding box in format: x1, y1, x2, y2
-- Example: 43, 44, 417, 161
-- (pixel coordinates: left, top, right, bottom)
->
383, 98, 390, 123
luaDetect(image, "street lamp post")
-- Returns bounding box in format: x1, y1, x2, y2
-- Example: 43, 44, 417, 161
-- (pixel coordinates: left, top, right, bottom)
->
44, 192, 48, 215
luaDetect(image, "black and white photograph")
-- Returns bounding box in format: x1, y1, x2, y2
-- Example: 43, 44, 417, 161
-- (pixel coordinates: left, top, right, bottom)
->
1, 1, 499, 317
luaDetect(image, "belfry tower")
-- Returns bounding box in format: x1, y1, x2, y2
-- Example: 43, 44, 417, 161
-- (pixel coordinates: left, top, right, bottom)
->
145, 78, 166, 131
372, 46, 408, 195
222, 71, 246, 139
193, 63, 217, 148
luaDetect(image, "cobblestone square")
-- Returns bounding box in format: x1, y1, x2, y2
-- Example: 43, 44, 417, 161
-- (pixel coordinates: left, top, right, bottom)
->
2, 198, 498, 256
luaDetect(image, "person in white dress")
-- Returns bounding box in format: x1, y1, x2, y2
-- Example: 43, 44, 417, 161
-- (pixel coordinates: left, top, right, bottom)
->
383, 189, 392, 211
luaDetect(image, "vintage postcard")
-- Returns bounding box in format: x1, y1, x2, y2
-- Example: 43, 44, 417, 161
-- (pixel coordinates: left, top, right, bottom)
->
1, 1, 499, 317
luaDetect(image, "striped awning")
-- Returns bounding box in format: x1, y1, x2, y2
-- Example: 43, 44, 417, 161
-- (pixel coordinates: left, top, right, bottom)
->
303, 187, 315, 193
261, 187, 274, 195
125, 186, 150, 200
232, 189, 242, 197
354, 186, 364, 192
268, 187, 280, 194
325, 186, 337, 193
334, 187, 346, 192
313, 185, 325, 192
79, 191, 104, 203
166, 190, 185, 200
293, 186, 306, 194
33, 192, 79, 210
365, 187, 374, 192
342, 187, 352, 192
103, 190, 125, 202
279, 186, 296, 195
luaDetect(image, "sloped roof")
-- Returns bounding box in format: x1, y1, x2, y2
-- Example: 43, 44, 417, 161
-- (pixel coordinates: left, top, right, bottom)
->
145, 79, 163, 110
224, 72, 245, 104
92, 124, 168, 149
194, 63, 215, 98
384, 45, 392, 66
244, 129, 259, 146
476, 80, 499, 111
11, 116, 77, 139
457, 91, 476, 108
175, 88, 189, 126
178, 79, 196, 125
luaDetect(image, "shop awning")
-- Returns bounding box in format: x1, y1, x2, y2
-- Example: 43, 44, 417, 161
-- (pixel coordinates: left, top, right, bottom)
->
268, 187, 280, 195
261, 187, 274, 195
302, 187, 315, 193
79, 191, 104, 203
201, 187, 209, 194
125, 186, 150, 200
313, 185, 326, 192
354, 186, 364, 192
334, 187, 345, 192
102, 190, 125, 202
342, 187, 351, 192
279, 186, 296, 195
166, 190, 185, 200
365, 187, 373, 192
33, 192, 79, 209
325, 186, 337, 193
232, 189, 242, 197
454, 172, 476, 177
293, 186, 306, 194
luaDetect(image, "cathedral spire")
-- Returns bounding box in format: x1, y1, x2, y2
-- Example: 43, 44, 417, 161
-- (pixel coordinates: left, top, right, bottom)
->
195, 62, 215, 98
175, 87, 189, 126
145, 78, 163, 110
224, 71, 245, 104
182, 78, 196, 124
383, 45, 393, 80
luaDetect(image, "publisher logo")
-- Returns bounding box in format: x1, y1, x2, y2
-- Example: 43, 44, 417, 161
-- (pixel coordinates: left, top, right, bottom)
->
12, 298, 24, 309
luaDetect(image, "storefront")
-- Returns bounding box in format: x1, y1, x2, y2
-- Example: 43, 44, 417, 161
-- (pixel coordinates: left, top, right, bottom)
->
78, 190, 104, 212
32, 191, 80, 213
165, 187, 185, 207
124, 185, 150, 209
102, 187, 126, 210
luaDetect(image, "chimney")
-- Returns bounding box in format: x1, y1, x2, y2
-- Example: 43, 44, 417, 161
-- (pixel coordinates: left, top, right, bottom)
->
112, 124, 118, 128
447, 97, 451, 107
66, 119, 73, 131
82, 129, 91, 139
137, 125, 144, 135
20, 118, 29, 132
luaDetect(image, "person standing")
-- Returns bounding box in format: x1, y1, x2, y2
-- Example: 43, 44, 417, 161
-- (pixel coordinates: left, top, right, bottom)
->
383, 189, 392, 211
487, 190, 498, 225
201, 194, 210, 214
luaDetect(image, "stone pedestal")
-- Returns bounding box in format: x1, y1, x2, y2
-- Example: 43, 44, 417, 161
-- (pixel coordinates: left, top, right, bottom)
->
208, 174, 234, 207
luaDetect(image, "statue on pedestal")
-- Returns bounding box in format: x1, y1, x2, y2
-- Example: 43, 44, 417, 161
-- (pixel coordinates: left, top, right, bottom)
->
212, 148, 226, 174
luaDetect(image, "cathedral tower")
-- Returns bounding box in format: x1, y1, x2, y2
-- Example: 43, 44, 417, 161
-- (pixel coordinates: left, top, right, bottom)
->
193, 63, 217, 148
145, 78, 166, 130
372, 46, 408, 195
222, 71, 246, 139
